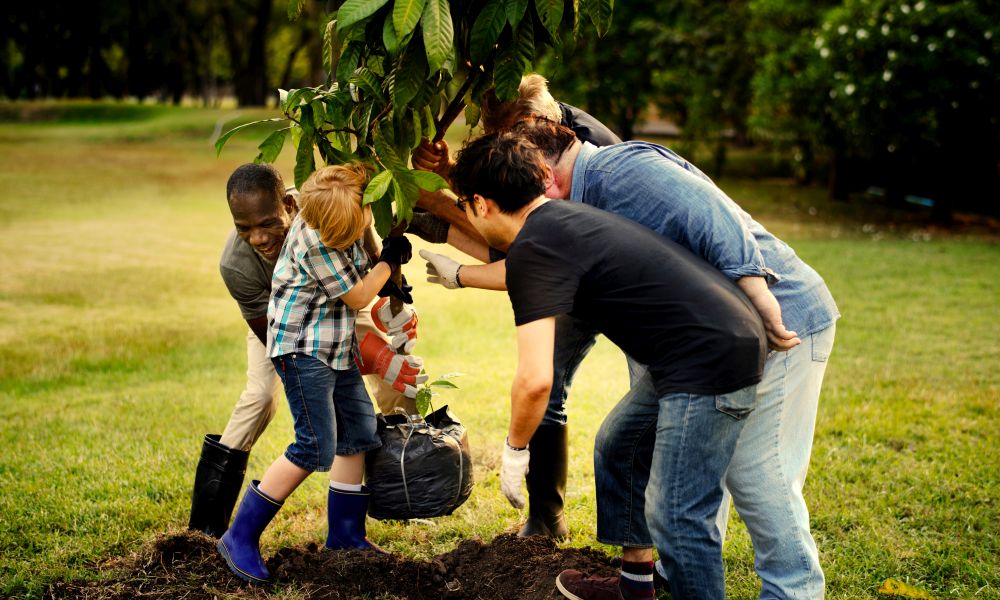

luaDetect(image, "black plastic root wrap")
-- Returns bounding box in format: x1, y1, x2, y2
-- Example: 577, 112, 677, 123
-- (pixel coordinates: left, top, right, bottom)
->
365, 405, 474, 520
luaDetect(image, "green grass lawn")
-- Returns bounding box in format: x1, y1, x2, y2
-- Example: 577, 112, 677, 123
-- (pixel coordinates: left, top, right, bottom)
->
0, 102, 997, 599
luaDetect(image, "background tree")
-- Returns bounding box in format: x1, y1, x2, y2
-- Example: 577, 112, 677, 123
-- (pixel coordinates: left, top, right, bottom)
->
811, 0, 998, 218
747, 0, 839, 184
537, 0, 666, 141
540, 0, 755, 176
751, 0, 999, 216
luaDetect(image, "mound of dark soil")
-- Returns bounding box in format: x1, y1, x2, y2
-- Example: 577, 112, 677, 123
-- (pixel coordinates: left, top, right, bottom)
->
45, 531, 617, 599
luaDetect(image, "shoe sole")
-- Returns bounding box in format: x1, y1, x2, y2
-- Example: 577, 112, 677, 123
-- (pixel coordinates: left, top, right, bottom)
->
555, 576, 586, 600
216, 539, 270, 585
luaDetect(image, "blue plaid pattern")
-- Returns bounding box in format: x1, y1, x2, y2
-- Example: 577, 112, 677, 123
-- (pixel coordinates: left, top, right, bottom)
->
267, 215, 370, 369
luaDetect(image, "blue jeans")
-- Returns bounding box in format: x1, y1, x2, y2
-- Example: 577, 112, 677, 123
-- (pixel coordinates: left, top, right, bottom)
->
272, 353, 381, 472
595, 371, 755, 600
543, 314, 600, 425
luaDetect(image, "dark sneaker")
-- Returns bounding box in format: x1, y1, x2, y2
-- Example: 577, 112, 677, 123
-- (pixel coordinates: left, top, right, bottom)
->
556, 569, 623, 600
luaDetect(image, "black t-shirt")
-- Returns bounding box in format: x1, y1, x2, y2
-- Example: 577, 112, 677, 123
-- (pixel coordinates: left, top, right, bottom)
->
506, 201, 766, 396
559, 102, 622, 145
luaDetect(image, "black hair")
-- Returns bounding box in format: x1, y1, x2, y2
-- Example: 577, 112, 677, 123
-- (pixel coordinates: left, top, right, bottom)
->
226, 163, 285, 206
452, 132, 548, 214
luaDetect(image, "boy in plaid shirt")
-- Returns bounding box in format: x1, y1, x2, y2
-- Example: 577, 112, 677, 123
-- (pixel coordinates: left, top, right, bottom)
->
217, 164, 415, 584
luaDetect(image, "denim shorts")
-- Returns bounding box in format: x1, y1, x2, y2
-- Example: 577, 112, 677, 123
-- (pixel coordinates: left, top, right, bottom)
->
272, 353, 381, 472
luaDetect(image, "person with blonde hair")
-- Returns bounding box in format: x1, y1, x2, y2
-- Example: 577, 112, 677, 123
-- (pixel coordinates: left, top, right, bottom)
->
217, 164, 417, 584
188, 163, 423, 540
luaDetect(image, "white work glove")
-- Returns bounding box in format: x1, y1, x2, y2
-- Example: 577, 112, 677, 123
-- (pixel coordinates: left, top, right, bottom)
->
419, 249, 463, 289
500, 438, 530, 509
371, 297, 418, 353
356, 332, 428, 398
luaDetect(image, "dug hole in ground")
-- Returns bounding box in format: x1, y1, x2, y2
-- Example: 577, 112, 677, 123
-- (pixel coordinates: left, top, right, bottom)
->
47, 530, 619, 599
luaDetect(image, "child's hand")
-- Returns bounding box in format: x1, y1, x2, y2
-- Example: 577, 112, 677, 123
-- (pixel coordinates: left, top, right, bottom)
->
372, 297, 418, 353
356, 332, 428, 398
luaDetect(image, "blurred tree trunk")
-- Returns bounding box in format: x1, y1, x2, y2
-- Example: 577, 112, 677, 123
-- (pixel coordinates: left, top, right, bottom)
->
220, 0, 273, 106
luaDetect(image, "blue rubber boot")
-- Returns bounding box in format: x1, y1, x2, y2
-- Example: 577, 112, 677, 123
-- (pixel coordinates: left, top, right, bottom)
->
217, 480, 283, 584
325, 485, 385, 553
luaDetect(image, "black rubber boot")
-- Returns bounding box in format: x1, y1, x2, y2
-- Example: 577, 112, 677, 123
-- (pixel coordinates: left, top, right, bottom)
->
188, 434, 250, 537
518, 424, 569, 539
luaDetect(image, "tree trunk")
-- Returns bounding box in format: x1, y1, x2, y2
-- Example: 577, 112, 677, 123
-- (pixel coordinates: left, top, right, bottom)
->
221, 0, 273, 107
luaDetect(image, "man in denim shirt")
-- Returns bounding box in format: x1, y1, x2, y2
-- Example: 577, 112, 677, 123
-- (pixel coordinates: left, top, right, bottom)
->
424, 119, 839, 599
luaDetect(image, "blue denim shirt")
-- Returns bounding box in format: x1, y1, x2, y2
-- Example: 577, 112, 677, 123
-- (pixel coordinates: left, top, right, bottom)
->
570, 141, 839, 337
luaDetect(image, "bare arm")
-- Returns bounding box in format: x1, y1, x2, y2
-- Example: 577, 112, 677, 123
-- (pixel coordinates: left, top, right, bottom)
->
247, 315, 268, 346
459, 260, 508, 291
340, 262, 394, 310
507, 317, 556, 448
736, 276, 800, 351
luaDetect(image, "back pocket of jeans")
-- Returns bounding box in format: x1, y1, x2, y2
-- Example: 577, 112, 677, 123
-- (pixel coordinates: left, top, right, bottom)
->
715, 387, 756, 420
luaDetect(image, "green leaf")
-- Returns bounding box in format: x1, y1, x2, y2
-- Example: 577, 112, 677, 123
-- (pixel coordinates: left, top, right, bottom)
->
411, 170, 449, 192
352, 103, 374, 145
391, 175, 417, 225
464, 101, 481, 129
421, 0, 454, 73
310, 99, 327, 130
534, 0, 564, 41
323, 18, 338, 77
585, 0, 614, 36
317, 136, 356, 165
506, 0, 528, 28
429, 379, 459, 389
294, 130, 316, 189
392, 47, 428, 110
337, 43, 363, 84
337, 0, 391, 31
349, 67, 388, 105
422, 104, 436, 138
287, 0, 305, 21
469, 0, 506, 65
213, 118, 284, 157
415, 387, 431, 416
382, 13, 401, 55
493, 23, 534, 100
374, 121, 407, 170
371, 194, 394, 237
363, 169, 394, 205
393, 0, 426, 40
254, 127, 290, 163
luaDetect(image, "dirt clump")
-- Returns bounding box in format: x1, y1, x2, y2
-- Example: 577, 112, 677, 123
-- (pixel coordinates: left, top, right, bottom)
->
45, 530, 617, 599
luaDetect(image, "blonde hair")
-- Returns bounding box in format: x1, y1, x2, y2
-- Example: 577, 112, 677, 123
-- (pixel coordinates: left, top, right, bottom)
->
298, 163, 372, 250
480, 73, 562, 133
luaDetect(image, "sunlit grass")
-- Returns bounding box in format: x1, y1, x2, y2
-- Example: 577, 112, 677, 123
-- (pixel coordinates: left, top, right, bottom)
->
0, 104, 997, 599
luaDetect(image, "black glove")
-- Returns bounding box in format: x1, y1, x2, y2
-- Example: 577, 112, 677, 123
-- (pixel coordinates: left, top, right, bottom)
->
377, 274, 414, 304
378, 236, 412, 268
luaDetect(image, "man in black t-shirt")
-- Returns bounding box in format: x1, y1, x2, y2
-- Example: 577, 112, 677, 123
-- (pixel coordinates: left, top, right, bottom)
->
449, 133, 766, 600
413, 74, 622, 539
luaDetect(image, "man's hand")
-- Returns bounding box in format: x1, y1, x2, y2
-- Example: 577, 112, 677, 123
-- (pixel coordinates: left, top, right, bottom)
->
412, 138, 454, 180
419, 249, 463, 289
357, 332, 428, 398
500, 439, 530, 509
736, 276, 800, 351
371, 297, 418, 353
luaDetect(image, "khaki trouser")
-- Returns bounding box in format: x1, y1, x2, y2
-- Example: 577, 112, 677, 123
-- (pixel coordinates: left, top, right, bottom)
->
218, 300, 415, 451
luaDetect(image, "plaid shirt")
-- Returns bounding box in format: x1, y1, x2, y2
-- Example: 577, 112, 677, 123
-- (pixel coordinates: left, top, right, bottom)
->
267, 215, 370, 369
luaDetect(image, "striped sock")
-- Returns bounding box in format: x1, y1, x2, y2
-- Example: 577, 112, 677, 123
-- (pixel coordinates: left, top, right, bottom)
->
619, 560, 656, 600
